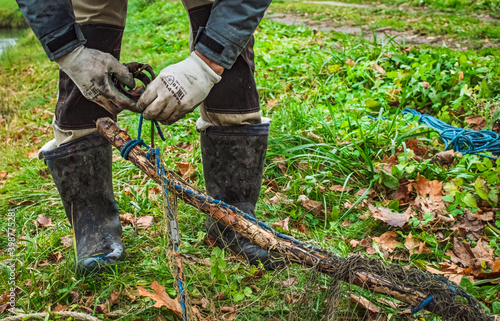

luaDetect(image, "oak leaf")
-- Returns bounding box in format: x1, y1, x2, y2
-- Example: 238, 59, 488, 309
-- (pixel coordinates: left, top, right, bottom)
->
137, 281, 182, 317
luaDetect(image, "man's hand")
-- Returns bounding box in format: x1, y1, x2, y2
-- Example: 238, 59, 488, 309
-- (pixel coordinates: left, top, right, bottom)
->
56, 46, 138, 114
137, 51, 222, 125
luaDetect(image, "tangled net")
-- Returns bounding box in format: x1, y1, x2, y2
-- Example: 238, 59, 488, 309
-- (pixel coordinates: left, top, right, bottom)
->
97, 117, 494, 321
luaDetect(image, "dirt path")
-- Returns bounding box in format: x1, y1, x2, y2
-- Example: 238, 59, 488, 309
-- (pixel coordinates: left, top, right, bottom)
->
265, 10, 496, 49
306, 1, 499, 22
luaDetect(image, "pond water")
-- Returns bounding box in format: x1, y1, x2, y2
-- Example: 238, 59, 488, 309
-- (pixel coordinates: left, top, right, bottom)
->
0, 29, 24, 56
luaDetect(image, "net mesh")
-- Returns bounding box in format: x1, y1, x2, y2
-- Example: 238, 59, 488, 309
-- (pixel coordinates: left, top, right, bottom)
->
154, 163, 492, 321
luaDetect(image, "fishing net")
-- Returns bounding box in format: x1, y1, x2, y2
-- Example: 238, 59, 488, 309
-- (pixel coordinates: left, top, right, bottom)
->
99, 117, 494, 321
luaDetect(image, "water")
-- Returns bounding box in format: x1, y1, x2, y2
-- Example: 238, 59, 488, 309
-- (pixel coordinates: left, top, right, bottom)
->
0, 29, 24, 56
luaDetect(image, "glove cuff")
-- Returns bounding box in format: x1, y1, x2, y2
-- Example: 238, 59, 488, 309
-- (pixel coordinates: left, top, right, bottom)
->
55, 45, 85, 72
190, 51, 222, 84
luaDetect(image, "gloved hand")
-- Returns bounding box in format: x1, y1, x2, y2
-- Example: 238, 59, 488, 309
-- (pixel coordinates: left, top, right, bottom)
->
56, 46, 138, 114
137, 51, 222, 125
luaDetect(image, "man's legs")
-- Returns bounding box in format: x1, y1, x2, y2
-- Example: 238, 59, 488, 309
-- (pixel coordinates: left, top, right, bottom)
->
40, 0, 128, 275
182, 0, 285, 269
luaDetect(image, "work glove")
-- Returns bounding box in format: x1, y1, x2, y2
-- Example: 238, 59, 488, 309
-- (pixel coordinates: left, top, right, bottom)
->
137, 51, 222, 125
56, 46, 138, 114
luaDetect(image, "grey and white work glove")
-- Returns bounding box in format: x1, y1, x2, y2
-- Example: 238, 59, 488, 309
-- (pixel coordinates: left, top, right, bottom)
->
137, 51, 222, 125
56, 46, 138, 114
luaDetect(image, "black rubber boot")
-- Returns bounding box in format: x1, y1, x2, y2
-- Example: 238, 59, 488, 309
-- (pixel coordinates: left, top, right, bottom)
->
200, 123, 286, 269
43, 133, 124, 275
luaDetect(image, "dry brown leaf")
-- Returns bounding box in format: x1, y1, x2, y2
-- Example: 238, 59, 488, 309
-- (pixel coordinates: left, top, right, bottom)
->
36, 214, 53, 227
346, 59, 355, 67
368, 203, 411, 227
47, 251, 63, 263
120, 213, 135, 226
26, 148, 40, 159
413, 174, 443, 201
404, 232, 431, 256
282, 277, 298, 288
266, 98, 277, 109
421, 81, 430, 89
373, 63, 386, 74
471, 239, 494, 262
268, 192, 293, 205
60, 235, 73, 248
272, 217, 290, 232
109, 292, 120, 307
458, 71, 464, 82
136, 216, 154, 229
381, 155, 398, 173
175, 162, 195, 180
452, 238, 475, 267
465, 115, 486, 130
298, 195, 323, 216
137, 281, 182, 318
306, 131, 324, 143
405, 138, 428, 157
175, 141, 193, 151
432, 150, 455, 166
373, 231, 401, 255
350, 294, 380, 313
329, 184, 353, 192
53, 303, 68, 312
390, 182, 413, 202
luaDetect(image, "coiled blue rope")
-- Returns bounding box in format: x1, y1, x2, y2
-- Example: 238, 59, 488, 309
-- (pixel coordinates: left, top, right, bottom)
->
403, 108, 500, 159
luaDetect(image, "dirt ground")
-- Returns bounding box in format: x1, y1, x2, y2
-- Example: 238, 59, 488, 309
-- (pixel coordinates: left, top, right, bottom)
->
266, 1, 498, 49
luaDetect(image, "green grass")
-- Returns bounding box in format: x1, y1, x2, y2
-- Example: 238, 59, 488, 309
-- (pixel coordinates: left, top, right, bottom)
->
309, 0, 500, 16
0, 0, 26, 28
269, 0, 500, 48
1, 0, 499, 320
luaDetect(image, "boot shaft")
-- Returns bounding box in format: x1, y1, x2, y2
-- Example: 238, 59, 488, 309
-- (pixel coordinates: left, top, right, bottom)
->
200, 123, 269, 210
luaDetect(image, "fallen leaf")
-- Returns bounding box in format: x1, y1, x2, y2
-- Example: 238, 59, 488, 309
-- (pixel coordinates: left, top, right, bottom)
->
109, 292, 120, 307
350, 294, 380, 313
346, 59, 355, 67
413, 174, 443, 202
367, 204, 411, 227
306, 132, 324, 143
298, 195, 324, 216
120, 213, 135, 226
452, 238, 475, 267
282, 277, 298, 288
26, 148, 40, 159
136, 216, 154, 229
36, 214, 53, 227
432, 150, 455, 166
404, 232, 431, 256
373, 231, 402, 255
175, 162, 195, 180
458, 71, 464, 82
272, 217, 290, 232
465, 115, 486, 130
268, 192, 293, 205
329, 184, 353, 192
60, 236, 73, 248
266, 98, 277, 109
53, 303, 68, 312
421, 81, 430, 89
137, 281, 182, 318
381, 155, 398, 173
374, 63, 386, 74
47, 251, 63, 263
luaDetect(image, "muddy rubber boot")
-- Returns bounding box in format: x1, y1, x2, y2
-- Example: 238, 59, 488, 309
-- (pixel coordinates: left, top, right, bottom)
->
201, 123, 287, 269
43, 132, 124, 275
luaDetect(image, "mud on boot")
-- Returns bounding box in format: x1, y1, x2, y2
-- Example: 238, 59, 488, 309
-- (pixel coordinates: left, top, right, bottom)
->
200, 122, 287, 270
43, 132, 124, 275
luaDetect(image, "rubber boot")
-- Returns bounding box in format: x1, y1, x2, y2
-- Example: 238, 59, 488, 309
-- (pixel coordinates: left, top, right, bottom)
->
43, 133, 124, 275
201, 123, 286, 269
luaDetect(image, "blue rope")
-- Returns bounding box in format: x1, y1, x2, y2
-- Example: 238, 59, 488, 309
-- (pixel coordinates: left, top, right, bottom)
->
411, 296, 433, 314
403, 108, 500, 159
